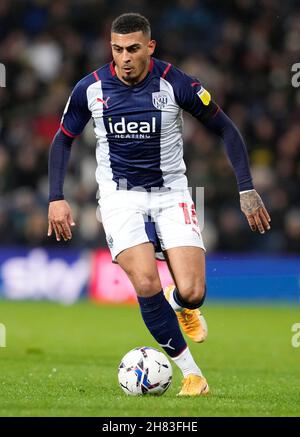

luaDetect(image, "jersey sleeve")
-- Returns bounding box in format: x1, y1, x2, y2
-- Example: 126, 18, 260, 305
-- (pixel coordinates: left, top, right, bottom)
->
164, 64, 253, 191
165, 66, 217, 121
60, 80, 91, 138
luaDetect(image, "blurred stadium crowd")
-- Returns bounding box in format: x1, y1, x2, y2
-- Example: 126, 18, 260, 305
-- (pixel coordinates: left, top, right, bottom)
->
0, 0, 299, 253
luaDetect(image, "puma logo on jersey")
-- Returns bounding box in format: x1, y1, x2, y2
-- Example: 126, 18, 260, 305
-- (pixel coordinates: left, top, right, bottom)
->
97, 96, 110, 108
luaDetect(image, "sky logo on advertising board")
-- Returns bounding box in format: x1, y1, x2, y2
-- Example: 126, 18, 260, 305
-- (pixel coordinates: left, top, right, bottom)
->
1, 249, 90, 304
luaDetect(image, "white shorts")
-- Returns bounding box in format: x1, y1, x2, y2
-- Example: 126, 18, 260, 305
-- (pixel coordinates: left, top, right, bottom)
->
98, 188, 205, 262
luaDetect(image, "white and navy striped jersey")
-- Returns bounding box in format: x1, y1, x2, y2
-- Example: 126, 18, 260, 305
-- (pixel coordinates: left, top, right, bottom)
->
60, 57, 212, 196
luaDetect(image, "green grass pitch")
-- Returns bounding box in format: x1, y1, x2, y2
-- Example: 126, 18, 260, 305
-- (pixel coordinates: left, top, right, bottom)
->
0, 300, 299, 417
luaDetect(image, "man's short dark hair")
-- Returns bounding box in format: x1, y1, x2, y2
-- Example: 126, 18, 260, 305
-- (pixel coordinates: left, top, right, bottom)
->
111, 13, 151, 37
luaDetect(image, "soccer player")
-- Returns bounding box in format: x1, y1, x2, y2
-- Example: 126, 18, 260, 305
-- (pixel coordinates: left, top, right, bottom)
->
48, 13, 271, 396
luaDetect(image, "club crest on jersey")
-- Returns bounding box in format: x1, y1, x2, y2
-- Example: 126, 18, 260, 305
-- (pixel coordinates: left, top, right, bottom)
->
152, 92, 168, 110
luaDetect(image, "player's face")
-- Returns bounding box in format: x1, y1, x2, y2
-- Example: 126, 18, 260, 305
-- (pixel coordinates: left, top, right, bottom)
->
111, 31, 156, 85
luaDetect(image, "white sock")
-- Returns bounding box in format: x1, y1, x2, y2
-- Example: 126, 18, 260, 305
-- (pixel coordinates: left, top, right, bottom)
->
168, 287, 184, 312
171, 347, 203, 377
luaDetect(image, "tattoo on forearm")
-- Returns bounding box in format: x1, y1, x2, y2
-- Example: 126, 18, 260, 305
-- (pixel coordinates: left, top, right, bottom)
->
240, 191, 264, 216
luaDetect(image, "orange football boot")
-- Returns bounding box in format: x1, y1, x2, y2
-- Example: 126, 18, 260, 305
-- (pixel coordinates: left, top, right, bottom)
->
177, 374, 209, 396
164, 285, 208, 343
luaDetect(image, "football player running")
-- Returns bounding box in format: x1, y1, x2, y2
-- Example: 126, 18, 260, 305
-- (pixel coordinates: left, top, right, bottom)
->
48, 13, 271, 396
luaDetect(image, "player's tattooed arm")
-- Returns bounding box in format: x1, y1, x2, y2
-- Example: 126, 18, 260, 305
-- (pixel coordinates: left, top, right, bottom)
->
240, 189, 271, 234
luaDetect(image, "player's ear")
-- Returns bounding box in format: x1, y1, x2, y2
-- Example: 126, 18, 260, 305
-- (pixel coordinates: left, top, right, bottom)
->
148, 39, 156, 55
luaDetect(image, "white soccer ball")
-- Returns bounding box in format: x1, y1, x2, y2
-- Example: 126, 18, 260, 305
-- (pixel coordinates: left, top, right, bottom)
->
118, 347, 172, 396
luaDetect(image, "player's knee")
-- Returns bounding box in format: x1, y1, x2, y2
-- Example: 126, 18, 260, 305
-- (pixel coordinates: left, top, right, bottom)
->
134, 275, 161, 297
180, 282, 206, 307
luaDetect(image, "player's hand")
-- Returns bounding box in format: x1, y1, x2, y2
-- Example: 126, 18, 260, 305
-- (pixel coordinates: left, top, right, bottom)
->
240, 189, 271, 234
48, 200, 76, 242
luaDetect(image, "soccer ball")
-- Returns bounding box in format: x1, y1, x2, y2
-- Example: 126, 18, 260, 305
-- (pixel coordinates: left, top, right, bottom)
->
118, 347, 172, 396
